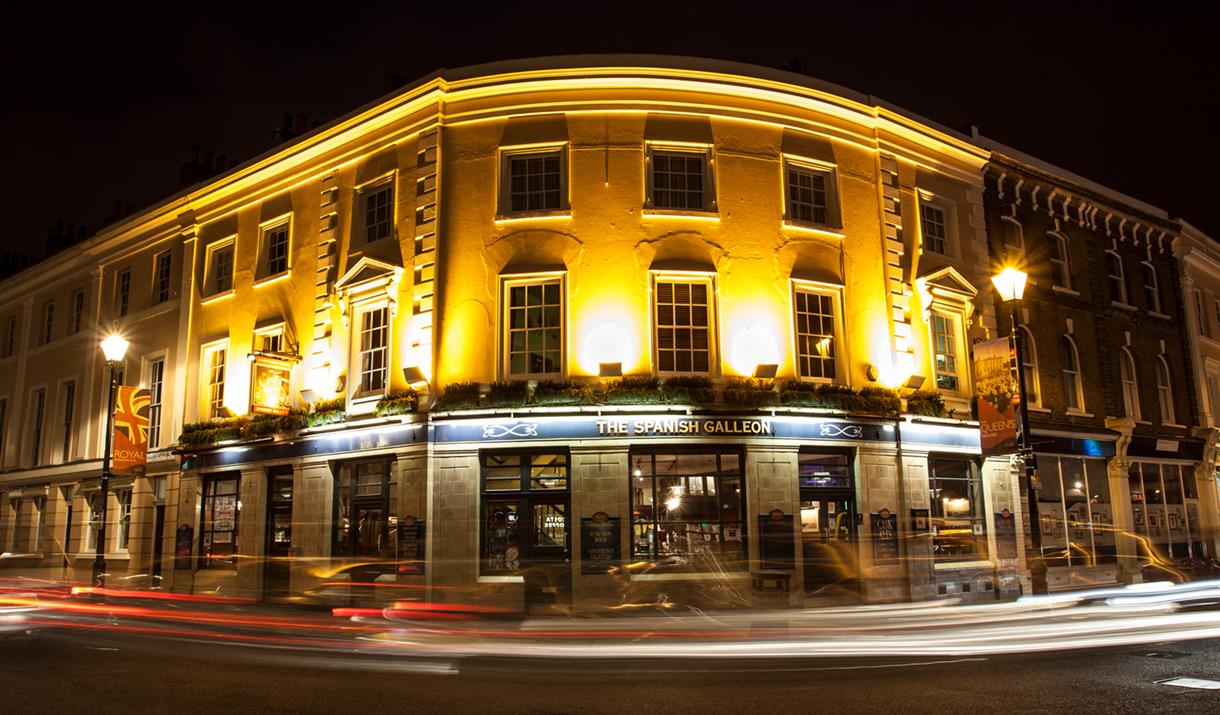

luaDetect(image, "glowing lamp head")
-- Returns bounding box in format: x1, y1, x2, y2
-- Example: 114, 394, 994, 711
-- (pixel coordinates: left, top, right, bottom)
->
991, 266, 1028, 303
582, 323, 631, 375
730, 324, 780, 377
100, 334, 129, 363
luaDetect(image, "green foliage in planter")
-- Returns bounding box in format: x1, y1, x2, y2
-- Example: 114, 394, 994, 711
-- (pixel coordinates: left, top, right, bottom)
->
308, 396, 347, 427
240, 410, 309, 439
533, 380, 594, 406
180, 410, 310, 447
486, 380, 530, 407
721, 377, 779, 407
661, 375, 716, 405
178, 418, 242, 447
778, 382, 900, 414
905, 390, 947, 417
375, 388, 418, 416
857, 386, 902, 414
600, 375, 663, 405
435, 381, 482, 410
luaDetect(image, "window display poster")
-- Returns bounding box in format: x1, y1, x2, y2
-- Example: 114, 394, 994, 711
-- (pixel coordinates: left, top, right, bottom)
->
174, 524, 194, 570
580, 511, 621, 574
396, 515, 426, 575
995, 508, 1018, 559
871, 508, 899, 564
758, 509, 795, 570
214, 495, 236, 532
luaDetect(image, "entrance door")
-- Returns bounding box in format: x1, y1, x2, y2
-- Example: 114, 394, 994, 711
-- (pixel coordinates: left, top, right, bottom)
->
800, 489, 859, 597
264, 470, 293, 599
523, 498, 571, 608
151, 504, 166, 580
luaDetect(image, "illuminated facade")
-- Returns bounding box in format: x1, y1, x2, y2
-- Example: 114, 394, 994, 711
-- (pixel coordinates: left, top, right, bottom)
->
0, 58, 1209, 609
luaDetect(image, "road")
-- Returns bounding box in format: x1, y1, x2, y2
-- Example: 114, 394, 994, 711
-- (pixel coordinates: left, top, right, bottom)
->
2, 630, 1218, 714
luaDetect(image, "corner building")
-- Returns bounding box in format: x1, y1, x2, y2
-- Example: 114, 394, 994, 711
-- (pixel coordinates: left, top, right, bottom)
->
1, 58, 1049, 610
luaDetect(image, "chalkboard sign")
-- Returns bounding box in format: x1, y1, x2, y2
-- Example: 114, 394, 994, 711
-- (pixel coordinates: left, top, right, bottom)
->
757, 509, 796, 570
580, 512, 621, 574
396, 516, 426, 575
871, 509, 899, 564
174, 524, 194, 570
994, 509, 1017, 559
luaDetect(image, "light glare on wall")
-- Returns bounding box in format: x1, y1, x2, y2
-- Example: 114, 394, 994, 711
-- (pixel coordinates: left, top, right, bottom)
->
582, 323, 631, 375
729, 324, 779, 377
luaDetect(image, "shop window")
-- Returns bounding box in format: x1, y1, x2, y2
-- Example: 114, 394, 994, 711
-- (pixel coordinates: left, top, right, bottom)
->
1035, 456, 1115, 568
9, 498, 23, 552
647, 146, 714, 212
33, 496, 44, 552
201, 474, 240, 567
154, 251, 173, 303
480, 452, 569, 574
792, 286, 839, 381
928, 457, 987, 562
797, 451, 852, 490
504, 277, 564, 378
501, 148, 566, 214
1059, 335, 1083, 412
653, 277, 714, 374
334, 460, 397, 559
784, 160, 839, 228
929, 312, 960, 392
361, 181, 394, 244
1129, 462, 1204, 561
630, 451, 745, 571
1105, 251, 1127, 304
1119, 349, 1140, 420
1048, 232, 1072, 289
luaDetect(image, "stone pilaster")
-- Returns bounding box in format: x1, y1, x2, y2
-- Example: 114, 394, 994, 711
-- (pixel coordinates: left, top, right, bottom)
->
1105, 416, 1141, 583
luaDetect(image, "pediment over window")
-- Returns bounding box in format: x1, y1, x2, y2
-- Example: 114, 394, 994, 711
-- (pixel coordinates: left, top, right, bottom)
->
334, 256, 404, 325
916, 266, 978, 306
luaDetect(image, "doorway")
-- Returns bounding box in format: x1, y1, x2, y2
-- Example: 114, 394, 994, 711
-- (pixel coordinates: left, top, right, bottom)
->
798, 451, 859, 599
264, 467, 293, 599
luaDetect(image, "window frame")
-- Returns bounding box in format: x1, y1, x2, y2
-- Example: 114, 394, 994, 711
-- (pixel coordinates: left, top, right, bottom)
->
790, 280, 844, 383
1060, 335, 1085, 413
498, 144, 570, 218
153, 250, 173, 304
203, 238, 236, 297
1105, 250, 1128, 305
928, 310, 964, 395
40, 300, 54, 344
1155, 354, 1176, 425
146, 355, 166, 449
253, 323, 286, 354
1047, 231, 1073, 290
352, 302, 390, 401
258, 216, 292, 280
651, 272, 718, 376
58, 379, 75, 463
917, 195, 955, 258
1196, 290, 1211, 339
115, 489, 132, 551
501, 273, 566, 380
1142, 261, 1162, 314
29, 387, 46, 466
116, 267, 132, 317
199, 473, 241, 568
927, 456, 989, 563
1018, 326, 1042, 409
644, 143, 717, 214
71, 289, 85, 333
1119, 348, 1141, 420
357, 177, 396, 246
3, 315, 15, 357
782, 157, 841, 229
201, 340, 228, 419
332, 458, 396, 560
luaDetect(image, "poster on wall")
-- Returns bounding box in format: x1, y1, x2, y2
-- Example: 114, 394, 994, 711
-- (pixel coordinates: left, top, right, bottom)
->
174, 524, 194, 570
580, 512, 622, 574
871, 508, 899, 564
974, 336, 1019, 456
112, 386, 151, 476
396, 515, 426, 575
994, 508, 1018, 559
250, 354, 293, 416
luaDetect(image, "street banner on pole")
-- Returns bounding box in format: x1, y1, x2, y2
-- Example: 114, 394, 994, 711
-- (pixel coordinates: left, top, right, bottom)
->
112, 386, 151, 476
974, 336, 1018, 456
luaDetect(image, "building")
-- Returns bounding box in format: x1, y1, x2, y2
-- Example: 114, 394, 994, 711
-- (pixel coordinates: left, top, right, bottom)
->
979, 143, 1213, 592
0, 57, 1210, 611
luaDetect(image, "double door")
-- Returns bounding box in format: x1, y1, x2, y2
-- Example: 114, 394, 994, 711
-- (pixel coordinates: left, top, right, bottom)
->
484, 496, 571, 608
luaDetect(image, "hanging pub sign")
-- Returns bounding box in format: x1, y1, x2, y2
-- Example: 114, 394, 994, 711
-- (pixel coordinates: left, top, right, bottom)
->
250, 353, 294, 416
580, 511, 621, 574
112, 386, 151, 476
974, 336, 1019, 456
871, 508, 899, 564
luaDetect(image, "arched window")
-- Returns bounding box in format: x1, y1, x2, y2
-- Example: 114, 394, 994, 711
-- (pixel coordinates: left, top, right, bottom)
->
1018, 326, 1040, 407
1105, 251, 1127, 304
1156, 356, 1175, 424
1142, 262, 1161, 313
1059, 335, 1083, 411
1048, 233, 1072, 289
1001, 215, 1024, 259
1119, 348, 1140, 419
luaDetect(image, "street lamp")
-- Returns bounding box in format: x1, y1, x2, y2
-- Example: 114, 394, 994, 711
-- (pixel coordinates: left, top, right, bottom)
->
93, 334, 129, 589
990, 266, 1047, 595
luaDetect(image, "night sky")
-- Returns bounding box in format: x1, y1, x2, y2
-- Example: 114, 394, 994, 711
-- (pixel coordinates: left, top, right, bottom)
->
4, 1, 1217, 258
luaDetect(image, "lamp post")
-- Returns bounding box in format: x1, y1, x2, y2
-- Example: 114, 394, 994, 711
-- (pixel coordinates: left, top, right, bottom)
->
93, 334, 129, 589
991, 267, 1047, 595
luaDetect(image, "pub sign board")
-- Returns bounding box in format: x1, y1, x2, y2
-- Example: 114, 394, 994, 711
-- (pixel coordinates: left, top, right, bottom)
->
758, 509, 796, 570
871, 509, 899, 564
396, 515, 426, 575
580, 512, 621, 574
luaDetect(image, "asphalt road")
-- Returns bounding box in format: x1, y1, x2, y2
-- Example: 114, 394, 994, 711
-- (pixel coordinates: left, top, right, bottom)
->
2, 630, 1219, 714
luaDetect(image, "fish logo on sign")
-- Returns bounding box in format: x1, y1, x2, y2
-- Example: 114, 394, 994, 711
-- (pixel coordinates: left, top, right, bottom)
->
819, 424, 863, 439
482, 423, 539, 439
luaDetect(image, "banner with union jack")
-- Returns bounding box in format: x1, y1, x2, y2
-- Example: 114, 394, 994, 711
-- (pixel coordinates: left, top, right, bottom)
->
112, 386, 151, 476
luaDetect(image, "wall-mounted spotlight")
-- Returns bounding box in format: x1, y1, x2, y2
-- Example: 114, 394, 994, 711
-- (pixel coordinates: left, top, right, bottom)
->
402, 366, 429, 389
599, 362, 623, 377
752, 363, 778, 379
299, 388, 318, 404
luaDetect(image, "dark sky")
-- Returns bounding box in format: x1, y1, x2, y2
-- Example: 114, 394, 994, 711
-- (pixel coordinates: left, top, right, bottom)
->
4, 1, 1217, 257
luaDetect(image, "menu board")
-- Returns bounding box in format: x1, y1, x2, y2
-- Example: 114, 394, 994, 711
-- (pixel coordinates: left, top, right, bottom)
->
758, 509, 795, 570
994, 509, 1018, 559
174, 524, 194, 570
871, 509, 899, 564
580, 512, 621, 574
396, 516, 426, 575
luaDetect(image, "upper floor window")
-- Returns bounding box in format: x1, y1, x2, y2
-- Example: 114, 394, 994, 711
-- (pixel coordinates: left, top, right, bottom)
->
254, 324, 284, 354
919, 200, 950, 256
647, 147, 714, 212
1119, 348, 1140, 420
30, 387, 46, 466
1018, 326, 1041, 407
40, 301, 54, 344
1195, 290, 1211, 339
1105, 251, 1127, 304
154, 251, 173, 303
504, 277, 563, 378
361, 182, 394, 244
784, 160, 838, 228
261, 221, 290, 277
502, 148, 566, 214
202, 343, 227, 418
1048, 233, 1072, 289
1155, 355, 1175, 424
1142, 262, 1161, 314
4, 316, 16, 357
1060, 335, 1084, 412
71, 289, 85, 333
147, 357, 165, 448
1000, 215, 1024, 258
792, 285, 839, 381
116, 267, 132, 316
59, 380, 75, 463
205, 240, 235, 296
654, 277, 713, 374
929, 313, 960, 392
0, 398, 7, 463
1214, 298, 1220, 336
355, 306, 389, 397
